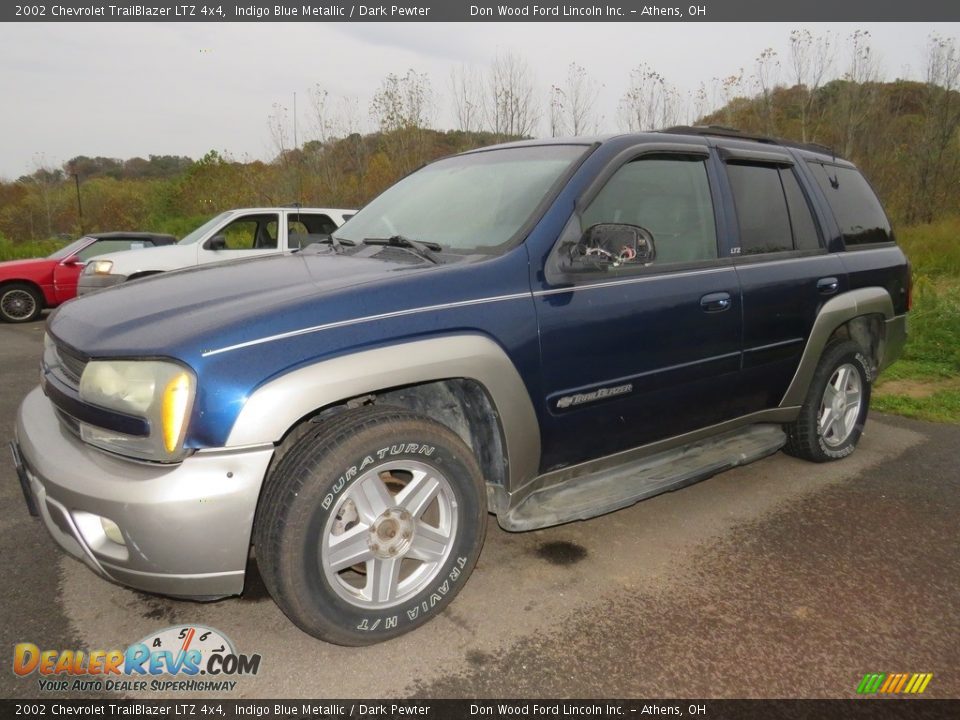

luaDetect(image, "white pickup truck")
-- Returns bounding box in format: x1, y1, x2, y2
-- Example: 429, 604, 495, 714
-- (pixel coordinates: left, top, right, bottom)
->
77, 206, 354, 295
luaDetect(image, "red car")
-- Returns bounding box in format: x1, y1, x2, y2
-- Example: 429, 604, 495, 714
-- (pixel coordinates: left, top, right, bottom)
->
0, 232, 176, 323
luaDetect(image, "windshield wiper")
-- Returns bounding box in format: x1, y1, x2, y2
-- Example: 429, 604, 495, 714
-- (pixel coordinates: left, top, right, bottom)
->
363, 235, 440, 264
295, 235, 356, 254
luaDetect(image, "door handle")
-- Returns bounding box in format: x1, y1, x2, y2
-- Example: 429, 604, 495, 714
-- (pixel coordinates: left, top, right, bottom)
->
700, 292, 732, 313
817, 277, 839, 295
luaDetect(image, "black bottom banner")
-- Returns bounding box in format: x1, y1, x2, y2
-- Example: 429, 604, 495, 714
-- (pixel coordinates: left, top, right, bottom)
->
1, 699, 958, 720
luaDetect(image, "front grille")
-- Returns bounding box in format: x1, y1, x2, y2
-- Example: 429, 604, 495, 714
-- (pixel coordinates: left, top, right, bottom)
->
56, 344, 87, 386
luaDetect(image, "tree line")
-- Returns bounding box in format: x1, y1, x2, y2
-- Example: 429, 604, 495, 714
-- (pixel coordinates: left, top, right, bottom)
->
2, 29, 960, 246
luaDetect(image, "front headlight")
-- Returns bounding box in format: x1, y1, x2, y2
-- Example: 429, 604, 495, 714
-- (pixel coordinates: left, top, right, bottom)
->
79, 360, 196, 462
90, 260, 114, 275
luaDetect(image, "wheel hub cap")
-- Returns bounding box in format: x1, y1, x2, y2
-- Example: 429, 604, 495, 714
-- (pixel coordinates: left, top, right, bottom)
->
369, 508, 414, 558
321, 460, 458, 609
819, 363, 862, 448
2, 289, 36, 320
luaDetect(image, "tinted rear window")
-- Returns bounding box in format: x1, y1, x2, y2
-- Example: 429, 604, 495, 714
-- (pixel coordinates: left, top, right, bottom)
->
725, 164, 793, 255
807, 163, 892, 246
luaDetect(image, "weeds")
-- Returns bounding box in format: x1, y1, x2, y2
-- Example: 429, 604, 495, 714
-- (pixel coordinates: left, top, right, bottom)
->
875, 217, 960, 422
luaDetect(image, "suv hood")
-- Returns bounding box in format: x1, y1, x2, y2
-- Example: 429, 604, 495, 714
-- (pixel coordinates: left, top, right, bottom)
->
49, 250, 432, 357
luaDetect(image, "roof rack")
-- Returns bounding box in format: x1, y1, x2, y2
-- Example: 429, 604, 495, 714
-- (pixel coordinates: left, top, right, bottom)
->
659, 125, 837, 158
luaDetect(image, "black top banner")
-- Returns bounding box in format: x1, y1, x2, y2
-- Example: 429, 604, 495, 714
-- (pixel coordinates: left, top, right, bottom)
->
3, 0, 960, 22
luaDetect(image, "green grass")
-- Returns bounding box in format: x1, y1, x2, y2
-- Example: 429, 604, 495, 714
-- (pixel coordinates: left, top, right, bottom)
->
897, 217, 960, 277
0, 236, 65, 261
874, 390, 960, 423
874, 217, 960, 423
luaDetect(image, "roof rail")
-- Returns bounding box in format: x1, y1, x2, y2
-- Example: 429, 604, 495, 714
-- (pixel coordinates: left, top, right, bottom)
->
659, 125, 838, 158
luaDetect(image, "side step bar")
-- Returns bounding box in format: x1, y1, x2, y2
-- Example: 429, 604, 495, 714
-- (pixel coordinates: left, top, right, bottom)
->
498, 424, 786, 531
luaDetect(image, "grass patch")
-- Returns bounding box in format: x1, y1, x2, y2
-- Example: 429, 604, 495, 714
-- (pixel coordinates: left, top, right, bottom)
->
0, 236, 67, 262
875, 216, 960, 423
874, 388, 960, 423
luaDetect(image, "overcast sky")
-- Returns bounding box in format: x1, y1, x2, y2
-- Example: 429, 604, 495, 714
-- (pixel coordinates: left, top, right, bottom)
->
1, 21, 957, 180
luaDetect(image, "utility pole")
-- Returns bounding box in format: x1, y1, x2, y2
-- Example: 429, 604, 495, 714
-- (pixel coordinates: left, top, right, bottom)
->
72, 173, 84, 235
294, 91, 303, 207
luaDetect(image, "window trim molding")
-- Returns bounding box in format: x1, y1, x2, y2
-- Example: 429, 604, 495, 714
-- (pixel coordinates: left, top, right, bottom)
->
719, 146, 794, 166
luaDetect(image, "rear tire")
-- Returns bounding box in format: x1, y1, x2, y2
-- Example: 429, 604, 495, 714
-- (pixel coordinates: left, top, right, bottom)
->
784, 339, 872, 462
0, 283, 43, 323
254, 406, 487, 645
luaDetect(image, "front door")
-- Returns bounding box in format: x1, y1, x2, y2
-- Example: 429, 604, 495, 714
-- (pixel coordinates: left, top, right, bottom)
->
535, 149, 743, 472
201, 213, 281, 264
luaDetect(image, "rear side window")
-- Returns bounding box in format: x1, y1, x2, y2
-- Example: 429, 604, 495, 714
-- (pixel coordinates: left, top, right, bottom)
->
726, 163, 823, 255
725, 164, 793, 254
779, 169, 821, 251
290, 214, 337, 236
807, 163, 892, 246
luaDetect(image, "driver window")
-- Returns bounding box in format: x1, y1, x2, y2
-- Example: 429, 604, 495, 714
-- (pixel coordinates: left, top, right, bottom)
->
221, 214, 279, 250
581, 155, 718, 265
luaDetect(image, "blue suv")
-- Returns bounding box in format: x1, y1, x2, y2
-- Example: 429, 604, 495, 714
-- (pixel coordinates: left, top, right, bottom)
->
12, 128, 910, 645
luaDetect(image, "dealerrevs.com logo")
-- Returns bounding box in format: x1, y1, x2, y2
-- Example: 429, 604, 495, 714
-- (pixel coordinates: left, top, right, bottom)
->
13, 625, 261, 693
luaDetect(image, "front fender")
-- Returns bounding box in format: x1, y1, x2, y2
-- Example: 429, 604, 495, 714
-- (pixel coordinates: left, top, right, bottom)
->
226, 334, 541, 491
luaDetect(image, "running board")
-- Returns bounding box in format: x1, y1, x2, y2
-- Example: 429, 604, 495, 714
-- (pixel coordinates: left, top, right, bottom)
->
498, 424, 786, 531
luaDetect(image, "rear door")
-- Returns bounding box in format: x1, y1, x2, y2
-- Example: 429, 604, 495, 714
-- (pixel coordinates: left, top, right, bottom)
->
535, 146, 744, 471
717, 145, 847, 414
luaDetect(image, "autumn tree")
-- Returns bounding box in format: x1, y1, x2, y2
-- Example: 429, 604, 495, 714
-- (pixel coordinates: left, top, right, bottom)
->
370, 69, 435, 177
619, 64, 682, 131
549, 63, 602, 136
906, 34, 960, 222
484, 50, 540, 140
450, 64, 484, 134
788, 29, 835, 142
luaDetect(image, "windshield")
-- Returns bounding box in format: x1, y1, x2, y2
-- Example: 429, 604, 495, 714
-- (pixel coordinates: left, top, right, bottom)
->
177, 211, 233, 245
335, 145, 587, 253
47, 236, 93, 260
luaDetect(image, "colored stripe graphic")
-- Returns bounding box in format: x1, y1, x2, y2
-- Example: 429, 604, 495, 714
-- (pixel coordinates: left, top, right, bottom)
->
893, 674, 909, 693
858, 674, 884, 693
857, 672, 932, 694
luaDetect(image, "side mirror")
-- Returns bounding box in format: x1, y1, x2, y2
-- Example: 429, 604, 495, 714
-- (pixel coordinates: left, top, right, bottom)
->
561, 223, 656, 273
60, 256, 83, 267
205, 234, 227, 251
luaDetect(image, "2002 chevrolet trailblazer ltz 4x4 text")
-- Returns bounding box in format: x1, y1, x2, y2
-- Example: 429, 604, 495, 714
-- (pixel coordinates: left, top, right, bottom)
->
12, 128, 910, 645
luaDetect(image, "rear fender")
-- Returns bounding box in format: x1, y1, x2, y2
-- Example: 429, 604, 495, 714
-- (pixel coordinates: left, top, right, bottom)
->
779, 287, 895, 407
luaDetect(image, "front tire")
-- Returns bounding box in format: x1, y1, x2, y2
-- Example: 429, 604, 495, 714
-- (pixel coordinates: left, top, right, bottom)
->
784, 339, 872, 462
0, 283, 43, 323
254, 406, 487, 645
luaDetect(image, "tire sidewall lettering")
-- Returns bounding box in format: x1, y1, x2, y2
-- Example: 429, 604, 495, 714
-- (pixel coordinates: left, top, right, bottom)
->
355, 555, 469, 632
321, 443, 436, 510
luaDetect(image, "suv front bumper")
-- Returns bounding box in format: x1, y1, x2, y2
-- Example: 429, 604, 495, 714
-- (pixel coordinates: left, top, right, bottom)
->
76, 273, 126, 296
14, 387, 274, 599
